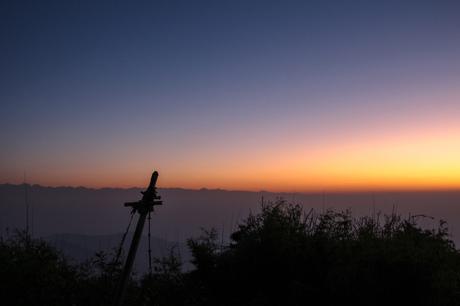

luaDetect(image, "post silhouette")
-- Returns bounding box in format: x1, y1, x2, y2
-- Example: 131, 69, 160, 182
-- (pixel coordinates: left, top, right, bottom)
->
113, 171, 162, 306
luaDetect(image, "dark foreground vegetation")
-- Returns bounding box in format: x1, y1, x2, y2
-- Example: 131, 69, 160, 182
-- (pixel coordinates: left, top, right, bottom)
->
1, 200, 460, 306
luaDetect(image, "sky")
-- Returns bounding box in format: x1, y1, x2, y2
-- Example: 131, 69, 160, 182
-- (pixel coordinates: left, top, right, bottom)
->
1, 0, 460, 191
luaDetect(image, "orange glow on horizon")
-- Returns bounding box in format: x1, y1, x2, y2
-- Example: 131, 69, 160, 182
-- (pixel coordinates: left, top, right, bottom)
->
2, 89, 459, 193
5, 121, 460, 193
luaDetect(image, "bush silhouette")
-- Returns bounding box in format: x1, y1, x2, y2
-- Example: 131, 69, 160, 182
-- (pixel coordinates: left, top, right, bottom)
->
0, 231, 136, 306
2, 200, 460, 306
183, 200, 460, 306
0, 230, 78, 306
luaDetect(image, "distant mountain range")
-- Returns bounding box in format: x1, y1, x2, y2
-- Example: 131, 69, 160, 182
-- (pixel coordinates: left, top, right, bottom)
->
2, 184, 460, 260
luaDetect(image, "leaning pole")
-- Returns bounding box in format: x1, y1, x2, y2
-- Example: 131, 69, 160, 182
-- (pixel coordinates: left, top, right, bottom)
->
113, 171, 163, 306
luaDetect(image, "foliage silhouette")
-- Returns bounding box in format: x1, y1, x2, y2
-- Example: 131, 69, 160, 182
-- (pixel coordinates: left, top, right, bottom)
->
180, 200, 460, 306
0, 230, 138, 306
0, 230, 78, 306
2, 200, 460, 306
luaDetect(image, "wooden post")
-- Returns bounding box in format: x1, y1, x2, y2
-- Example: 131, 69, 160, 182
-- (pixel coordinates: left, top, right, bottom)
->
113, 171, 162, 306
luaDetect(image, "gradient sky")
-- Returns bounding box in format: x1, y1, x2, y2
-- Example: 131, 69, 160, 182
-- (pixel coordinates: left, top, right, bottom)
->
1, 0, 460, 191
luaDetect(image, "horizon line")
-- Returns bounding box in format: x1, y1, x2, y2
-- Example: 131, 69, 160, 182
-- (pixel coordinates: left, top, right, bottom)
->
3, 182, 460, 195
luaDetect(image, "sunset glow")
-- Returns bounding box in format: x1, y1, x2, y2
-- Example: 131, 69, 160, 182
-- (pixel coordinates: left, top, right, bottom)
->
1, 1, 459, 192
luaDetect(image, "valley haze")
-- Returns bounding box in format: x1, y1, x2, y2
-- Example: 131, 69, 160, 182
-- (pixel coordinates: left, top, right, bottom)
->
2, 183, 460, 245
